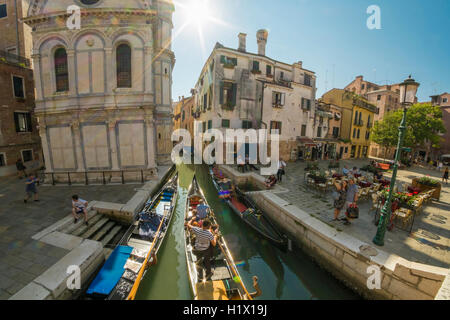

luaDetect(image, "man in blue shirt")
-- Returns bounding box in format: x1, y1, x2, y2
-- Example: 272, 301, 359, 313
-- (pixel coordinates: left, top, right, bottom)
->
24, 174, 39, 203
342, 166, 350, 176
196, 199, 209, 220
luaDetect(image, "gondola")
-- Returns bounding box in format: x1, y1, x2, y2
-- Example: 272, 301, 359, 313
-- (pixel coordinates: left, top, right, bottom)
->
184, 175, 261, 300
85, 173, 178, 300
209, 166, 287, 249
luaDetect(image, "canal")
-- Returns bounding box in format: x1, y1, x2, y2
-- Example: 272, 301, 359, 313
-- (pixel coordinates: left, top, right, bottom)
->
136, 164, 360, 300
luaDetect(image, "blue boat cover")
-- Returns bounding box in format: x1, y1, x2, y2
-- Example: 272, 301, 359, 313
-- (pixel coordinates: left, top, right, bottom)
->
86, 245, 133, 296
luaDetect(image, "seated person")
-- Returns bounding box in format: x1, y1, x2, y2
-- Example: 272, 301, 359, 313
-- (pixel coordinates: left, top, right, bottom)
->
265, 175, 277, 188
352, 167, 360, 175
196, 200, 209, 220
342, 166, 350, 176
189, 209, 202, 227
374, 170, 383, 181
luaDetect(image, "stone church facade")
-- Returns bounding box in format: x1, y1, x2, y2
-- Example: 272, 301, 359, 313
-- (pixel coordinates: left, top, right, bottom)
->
23, 0, 174, 182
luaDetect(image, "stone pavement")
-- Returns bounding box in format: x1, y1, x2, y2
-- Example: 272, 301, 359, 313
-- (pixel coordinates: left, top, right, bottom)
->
275, 159, 450, 269
0, 175, 141, 300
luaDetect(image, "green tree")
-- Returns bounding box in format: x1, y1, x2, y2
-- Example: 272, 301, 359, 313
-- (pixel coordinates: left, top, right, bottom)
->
370, 103, 445, 160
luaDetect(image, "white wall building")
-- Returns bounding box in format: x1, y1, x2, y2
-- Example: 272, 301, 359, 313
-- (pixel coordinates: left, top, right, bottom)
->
193, 30, 317, 161
23, 0, 174, 182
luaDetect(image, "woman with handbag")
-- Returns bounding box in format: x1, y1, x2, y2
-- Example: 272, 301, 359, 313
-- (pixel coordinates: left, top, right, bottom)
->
342, 178, 359, 225
332, 180, 347, 221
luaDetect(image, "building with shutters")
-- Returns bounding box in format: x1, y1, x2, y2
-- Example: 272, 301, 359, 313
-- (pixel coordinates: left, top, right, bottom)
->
22, 0, 175, 183
192, 30, 317, 162
321, 89, 376, 159
0, 51, 42, 177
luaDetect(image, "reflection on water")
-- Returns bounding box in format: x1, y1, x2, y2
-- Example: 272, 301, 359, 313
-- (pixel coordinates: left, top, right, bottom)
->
136, 164, 360, 300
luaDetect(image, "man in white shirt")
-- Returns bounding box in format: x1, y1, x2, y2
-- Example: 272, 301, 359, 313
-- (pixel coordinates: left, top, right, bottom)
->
72, 195, 89, 225
277, 159, 286, 182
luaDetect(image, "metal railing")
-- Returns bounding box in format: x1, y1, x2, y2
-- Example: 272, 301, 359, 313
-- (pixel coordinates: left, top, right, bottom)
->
0, 50, 31, 68
41, 169, 157, 186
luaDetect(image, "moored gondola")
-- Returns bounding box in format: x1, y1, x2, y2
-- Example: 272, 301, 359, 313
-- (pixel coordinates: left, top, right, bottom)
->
184, 175, 261, 300
209, 166, 287, 249
85, 173, 178, 300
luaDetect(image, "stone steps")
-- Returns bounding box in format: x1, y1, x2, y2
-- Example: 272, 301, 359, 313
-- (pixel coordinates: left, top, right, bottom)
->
60, 211, 98, 234
80, 217, 110, 239
71, 214, 104, 237
91, 221, 116, 241
101, 225, 122, 246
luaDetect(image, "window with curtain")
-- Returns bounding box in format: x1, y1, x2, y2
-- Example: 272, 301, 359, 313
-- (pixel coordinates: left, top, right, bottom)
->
116, 44, 132, 88
54, 48, 69, 92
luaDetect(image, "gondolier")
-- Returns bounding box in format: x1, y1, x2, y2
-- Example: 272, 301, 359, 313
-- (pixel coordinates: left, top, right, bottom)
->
186, 219, 218, 282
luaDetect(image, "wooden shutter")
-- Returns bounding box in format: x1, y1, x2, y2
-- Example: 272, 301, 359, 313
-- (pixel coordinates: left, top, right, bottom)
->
232, 58, 237, 66
232, 83, 237, 106
14, 112, 20, 132
281, 93, 285, 106
219, 81, 224, 105
220, 55, 226, 64
26, 113, 32, 132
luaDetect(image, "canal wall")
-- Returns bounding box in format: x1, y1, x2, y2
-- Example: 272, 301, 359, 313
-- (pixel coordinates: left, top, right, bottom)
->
218, 165, 448, 300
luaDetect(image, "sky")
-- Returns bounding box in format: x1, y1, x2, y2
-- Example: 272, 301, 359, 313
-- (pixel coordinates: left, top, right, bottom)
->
171, 0, 450, 102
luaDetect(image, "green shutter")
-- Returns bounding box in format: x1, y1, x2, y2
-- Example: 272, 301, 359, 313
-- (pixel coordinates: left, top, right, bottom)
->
219, 81, 224, 105
232, 58, 237, 66
220, 55, 226, 64
232, 83, 237, 106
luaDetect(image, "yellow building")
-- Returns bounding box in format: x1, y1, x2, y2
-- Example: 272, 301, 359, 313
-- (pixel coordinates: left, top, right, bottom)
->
322, 89, 377, 159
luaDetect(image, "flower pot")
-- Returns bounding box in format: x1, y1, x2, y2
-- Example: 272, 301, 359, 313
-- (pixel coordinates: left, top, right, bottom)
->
412, 178, 441, 200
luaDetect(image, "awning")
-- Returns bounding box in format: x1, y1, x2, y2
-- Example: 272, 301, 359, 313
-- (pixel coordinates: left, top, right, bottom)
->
297, 137, 317, 147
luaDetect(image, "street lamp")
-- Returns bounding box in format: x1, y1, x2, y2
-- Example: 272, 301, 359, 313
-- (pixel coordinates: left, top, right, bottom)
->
373, 76, 419, 246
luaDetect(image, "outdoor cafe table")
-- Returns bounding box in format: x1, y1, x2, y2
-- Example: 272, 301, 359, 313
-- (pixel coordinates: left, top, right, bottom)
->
332, 173, 343, 179
359, 181, 372, 188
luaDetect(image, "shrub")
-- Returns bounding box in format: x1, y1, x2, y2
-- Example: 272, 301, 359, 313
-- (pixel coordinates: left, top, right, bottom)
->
417, 176, 440, 187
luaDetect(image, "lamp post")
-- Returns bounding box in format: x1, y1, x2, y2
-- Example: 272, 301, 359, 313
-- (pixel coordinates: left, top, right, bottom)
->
373, 76, 420, 246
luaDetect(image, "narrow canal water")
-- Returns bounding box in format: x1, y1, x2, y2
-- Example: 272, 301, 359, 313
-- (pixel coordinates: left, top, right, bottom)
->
136, 164, 360, 300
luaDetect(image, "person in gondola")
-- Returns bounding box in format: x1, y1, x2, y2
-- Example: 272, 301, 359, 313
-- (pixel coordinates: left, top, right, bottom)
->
186, 219, 219, 282
196, 199, 209, 220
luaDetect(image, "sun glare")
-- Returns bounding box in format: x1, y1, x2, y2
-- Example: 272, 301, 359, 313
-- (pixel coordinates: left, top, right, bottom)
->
186, 0, 211, 26
173, 0, 231, 56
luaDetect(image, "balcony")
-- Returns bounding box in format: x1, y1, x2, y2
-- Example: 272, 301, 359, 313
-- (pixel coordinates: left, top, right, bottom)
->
275, 78, 292, 88
0, 50, 31, 68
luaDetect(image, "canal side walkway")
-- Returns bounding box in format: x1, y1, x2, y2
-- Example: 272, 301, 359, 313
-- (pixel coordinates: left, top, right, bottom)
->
0, 167, 170, 300
277, 159, 450, 269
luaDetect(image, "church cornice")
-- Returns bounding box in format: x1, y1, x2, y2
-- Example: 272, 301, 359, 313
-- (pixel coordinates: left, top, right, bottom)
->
23, 8, 158, 26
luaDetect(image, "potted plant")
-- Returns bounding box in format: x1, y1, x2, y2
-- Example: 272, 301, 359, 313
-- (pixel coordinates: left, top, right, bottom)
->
412, 176, 441, 200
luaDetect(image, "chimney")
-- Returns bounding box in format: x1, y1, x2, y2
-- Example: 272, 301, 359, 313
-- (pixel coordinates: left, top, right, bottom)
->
238, 33, 247, 52
256, 29, 268, 56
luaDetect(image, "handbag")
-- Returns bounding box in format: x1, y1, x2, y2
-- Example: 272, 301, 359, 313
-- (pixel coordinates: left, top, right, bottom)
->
346, 203, 359, 219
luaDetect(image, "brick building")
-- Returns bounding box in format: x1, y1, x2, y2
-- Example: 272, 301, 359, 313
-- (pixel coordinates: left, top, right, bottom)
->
0, 0, 33, 62
430, 92, 450, 158
0, 53, 41, 176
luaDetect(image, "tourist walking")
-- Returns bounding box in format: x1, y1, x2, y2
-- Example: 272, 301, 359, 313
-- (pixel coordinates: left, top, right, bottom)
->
443, 167, 449, 184
16, 158, 27, 179
185, 219, 218, 282
72, 195, 89, 225
332, 180, 347, 221
24, 174, 39, 203
277, 159, 286, 182
342, 178, 359, 225
437, 161, 443, 172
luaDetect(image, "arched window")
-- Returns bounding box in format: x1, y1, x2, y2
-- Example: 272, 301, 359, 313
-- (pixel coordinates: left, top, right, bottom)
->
54, 48, 69, 92
116, 44, 132, 88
